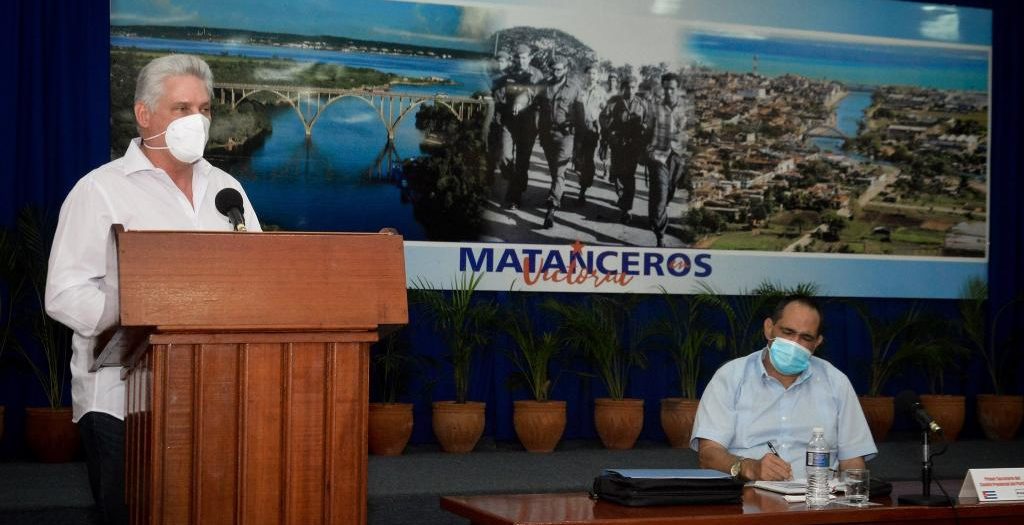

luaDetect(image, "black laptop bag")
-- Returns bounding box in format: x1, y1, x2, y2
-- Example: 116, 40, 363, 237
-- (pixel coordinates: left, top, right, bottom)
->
591, 470, 745, 507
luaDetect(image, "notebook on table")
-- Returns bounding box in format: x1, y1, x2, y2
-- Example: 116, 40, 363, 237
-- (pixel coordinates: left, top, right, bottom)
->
750, 480, 807, 495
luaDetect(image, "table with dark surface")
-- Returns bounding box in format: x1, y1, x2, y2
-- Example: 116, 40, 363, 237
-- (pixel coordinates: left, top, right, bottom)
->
441, 481, 1024, 525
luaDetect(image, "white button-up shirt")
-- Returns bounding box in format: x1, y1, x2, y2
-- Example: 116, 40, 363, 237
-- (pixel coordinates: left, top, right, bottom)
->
45, 138, 261, 422
690, 348, 877, 478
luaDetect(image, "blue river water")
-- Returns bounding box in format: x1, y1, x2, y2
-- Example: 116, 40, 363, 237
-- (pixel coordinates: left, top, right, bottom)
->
113, 36, 490, 237
688, 33, 989, 92
112, 33, 987, 237
811, 90, 874, 154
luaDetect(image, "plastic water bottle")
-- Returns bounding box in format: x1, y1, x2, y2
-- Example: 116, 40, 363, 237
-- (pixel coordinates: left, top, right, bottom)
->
805, 426, 831, 509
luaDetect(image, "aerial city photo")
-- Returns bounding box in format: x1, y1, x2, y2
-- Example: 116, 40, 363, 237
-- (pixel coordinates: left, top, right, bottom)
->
109, 0, 990, 256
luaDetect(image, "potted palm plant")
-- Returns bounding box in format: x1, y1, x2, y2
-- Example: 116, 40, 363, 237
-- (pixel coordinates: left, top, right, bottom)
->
503, 296, 565, 452
958, 277, 1024, 440
0, 226, 20, 443
914, 313, 969, 442
652, 290, 725, 448
544, 295, 647, 450
853, 302, 943, 442
368, 326, 434, 456
9, 207, 78, 462
411, 273, 497, 453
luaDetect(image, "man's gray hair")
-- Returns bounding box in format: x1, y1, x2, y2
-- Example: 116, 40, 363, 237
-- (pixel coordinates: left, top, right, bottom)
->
134, 54, 214, 110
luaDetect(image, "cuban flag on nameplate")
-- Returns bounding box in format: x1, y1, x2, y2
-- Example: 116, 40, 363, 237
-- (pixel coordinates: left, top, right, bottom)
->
958, 468, 1024, 503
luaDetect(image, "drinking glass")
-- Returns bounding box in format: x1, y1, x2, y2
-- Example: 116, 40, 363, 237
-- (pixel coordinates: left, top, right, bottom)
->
843, 468, 870, 506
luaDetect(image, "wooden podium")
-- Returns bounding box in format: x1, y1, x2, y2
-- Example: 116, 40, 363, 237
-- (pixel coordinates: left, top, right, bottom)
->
106, 226, 407, 525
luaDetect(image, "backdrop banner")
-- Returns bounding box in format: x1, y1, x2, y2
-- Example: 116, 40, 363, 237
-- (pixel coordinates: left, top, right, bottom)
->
110, 0, 992, 297
404, 241, 986, 298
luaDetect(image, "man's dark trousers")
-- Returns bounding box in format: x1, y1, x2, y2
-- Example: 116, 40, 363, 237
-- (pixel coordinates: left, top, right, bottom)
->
80, 411, 129, 525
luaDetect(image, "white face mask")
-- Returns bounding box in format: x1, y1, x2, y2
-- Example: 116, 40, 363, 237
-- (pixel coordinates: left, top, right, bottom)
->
143, 113, 211, 163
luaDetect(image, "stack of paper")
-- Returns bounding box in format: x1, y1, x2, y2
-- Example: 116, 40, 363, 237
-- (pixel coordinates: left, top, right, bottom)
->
751, 479, 844, 503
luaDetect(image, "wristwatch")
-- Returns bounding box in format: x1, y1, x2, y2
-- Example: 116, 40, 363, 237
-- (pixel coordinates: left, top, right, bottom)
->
730, 458, 745, 480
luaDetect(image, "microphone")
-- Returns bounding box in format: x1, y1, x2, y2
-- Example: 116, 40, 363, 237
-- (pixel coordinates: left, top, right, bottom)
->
895, 390, 942, 434
895, 390, 951, 507
215, 188, 247, 232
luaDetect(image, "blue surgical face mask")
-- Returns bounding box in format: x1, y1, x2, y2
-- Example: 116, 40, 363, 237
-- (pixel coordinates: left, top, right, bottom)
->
768, 337, 812, 375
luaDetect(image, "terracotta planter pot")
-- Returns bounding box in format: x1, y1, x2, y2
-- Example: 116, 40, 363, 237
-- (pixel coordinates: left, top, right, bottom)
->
368, 402, 414, 456
594, 398, 644, 450
858, 396, 894, 442
25, 407, 80, 463
919, 394, 965, 442
432, 401, 486, 453
513, 400, 566, 453
976, 394, 1024, 441
660, 398, 699, 449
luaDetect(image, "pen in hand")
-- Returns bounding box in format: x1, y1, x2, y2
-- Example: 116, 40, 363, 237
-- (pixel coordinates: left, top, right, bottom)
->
766, 441, 793, 480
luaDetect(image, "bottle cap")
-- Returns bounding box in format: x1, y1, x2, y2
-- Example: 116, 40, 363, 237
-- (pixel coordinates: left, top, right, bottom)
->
813, 426, 824, 433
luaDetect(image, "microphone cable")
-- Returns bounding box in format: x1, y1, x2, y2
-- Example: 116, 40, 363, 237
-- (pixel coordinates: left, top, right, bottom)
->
926, 432, 959, 525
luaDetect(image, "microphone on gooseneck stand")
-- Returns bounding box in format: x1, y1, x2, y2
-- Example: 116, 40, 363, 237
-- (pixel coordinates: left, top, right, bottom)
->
896, 390, 943, 434
215, 188, 247, 232
895, 390, 952, 507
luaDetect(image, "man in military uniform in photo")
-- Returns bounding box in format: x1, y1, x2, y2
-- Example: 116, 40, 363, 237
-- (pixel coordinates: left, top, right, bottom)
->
605, 71, 620, 98
486, 50, 511, 184
536, 55, 584, 229
644, 72, 689, 247
498, 44, 544, 210
573, 63, 607, 206
597, 70, 620, 171
599, 74, 648, 225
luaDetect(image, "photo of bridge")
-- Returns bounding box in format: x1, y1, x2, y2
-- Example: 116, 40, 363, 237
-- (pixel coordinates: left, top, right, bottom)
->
213, 83, 488, 141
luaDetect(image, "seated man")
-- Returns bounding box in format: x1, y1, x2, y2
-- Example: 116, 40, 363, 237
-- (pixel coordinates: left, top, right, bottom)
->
690, 295, 877, 481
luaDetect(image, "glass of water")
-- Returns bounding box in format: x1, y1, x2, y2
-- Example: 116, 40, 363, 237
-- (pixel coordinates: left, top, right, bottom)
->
843, 468, 870, 506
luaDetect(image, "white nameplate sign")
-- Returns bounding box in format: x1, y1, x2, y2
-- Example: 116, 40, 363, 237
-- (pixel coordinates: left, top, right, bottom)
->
958, 468, 1024, 502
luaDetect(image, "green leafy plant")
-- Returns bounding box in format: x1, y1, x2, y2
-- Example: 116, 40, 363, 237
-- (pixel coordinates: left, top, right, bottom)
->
502, 296, 562, 402
914, 309, 968, 395
543, 295, 647, 400
371, 326, 435, 404
410, 273, 497, 404
9, 207, 72, 408
957, 277, 1023, 395
853, 302, 944, 397
695, 280, 819, 359
0, 226, 25, 365
652, 289, 725, 400
915, 336, 969, 394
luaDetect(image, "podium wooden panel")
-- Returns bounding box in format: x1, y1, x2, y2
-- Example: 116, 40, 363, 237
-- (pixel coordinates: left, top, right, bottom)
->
112, 227, 407, 525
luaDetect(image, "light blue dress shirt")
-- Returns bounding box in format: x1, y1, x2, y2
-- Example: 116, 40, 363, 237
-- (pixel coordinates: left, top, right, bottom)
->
689, 348, 877, 478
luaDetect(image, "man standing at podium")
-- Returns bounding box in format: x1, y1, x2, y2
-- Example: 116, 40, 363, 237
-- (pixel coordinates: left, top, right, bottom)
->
690, 295, 876, 482
45, 54, 261, 525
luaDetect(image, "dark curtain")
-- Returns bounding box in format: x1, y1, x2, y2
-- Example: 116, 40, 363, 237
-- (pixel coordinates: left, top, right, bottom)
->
1, 0, 110, 226
987, 1, 1024, 343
